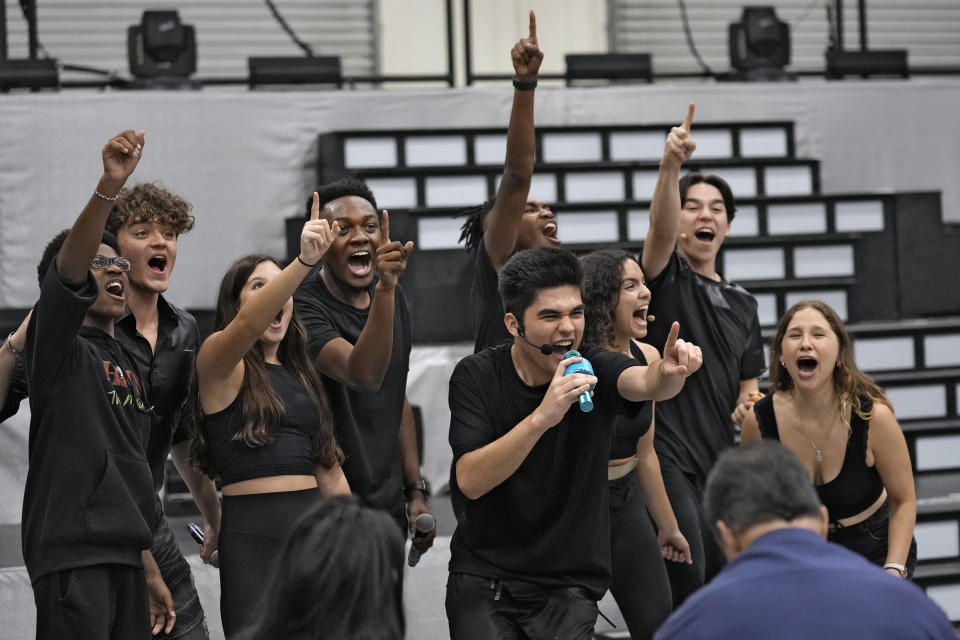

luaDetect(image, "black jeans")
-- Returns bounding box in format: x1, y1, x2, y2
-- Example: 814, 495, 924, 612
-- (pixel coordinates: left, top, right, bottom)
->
829, 501, 918, 578
151, 515, 209, 638
607, 473, 672, 640
659, 460, 725, 607
446, 573, 599, 640
33, 563, 150, 640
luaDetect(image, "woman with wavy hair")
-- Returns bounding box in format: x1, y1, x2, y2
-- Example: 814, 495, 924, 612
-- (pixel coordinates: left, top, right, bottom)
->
191, 194, 348, 636
741, 300, 917, 578
580, 249, 691, 640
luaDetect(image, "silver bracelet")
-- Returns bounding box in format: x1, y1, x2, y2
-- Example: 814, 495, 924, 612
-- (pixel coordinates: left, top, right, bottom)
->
883, 562, 906, 577
3, 332, 24, 361
94, 188, 119, 202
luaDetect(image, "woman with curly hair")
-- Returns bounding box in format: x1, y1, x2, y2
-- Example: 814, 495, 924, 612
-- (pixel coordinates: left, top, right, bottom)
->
580, 249, 691, 640
741, 300, 917, 578
191, 194, 348, 636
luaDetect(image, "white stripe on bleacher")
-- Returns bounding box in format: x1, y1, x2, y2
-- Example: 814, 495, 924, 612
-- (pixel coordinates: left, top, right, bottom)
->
835, 200, 886, 232
915, 521, 960, 561
793, 245, 854, 278
853, 336, 915, 372
784, 291, 847, 321
632, 170, 659, 202
886, 385, 947, 421
416, 217, 464, 250
754, 293, 778, 327
764, 165, 814, 196
365, 177, 418, 210
343, 137, 397, 169
925, 584, 960, 623
626, 209, 649, 242
925, 334, 960, 368
495, 174, 558, 204
916, 435, 960, 472
405, 136, 467, 167
710, 167, 757, 197
609, 131, 664, 162
564, 172, 625, 203
542, 133, 602, 163
555, 211, 620, 244
474, 134, 507, 165
728, 204, 759, 237
767, 203, 827, 236
689, 130, 733, 160
722, 248, 785, 281
425, 176, 487, 208
739, 128, 789, 158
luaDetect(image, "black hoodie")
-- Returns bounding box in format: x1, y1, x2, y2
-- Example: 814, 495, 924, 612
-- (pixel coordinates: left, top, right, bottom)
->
22, 267, 154, 583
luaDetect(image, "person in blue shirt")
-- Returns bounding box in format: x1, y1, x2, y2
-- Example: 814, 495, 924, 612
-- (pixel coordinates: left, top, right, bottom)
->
654, 441, 954, 640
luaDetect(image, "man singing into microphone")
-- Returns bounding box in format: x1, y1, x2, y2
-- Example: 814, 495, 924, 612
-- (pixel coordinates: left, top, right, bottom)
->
445, 248, 702, 640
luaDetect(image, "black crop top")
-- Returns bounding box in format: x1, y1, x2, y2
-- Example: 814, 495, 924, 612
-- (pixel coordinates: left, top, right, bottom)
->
609, 341, 654, 459
203, 363, 319, 486
754, 394, 884, 520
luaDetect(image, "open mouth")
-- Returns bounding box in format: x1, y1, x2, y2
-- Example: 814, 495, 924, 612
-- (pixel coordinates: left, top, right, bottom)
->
105, 279, 125, 299
542, 220, 561, 245
633, 306, 649, 324
270, 310, 283, 329
347, 250, 372, 276
549, 341, 574, 358
797, 356, 818, 374
148, 255, 168, 273
694, 228, 716, 242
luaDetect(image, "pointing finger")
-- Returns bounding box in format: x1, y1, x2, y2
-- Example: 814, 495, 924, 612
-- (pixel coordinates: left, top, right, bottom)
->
381, 210, 390, 244
681, 102, 695, 131
529, 10, 537, 43
664, 321, 680, 354
310, 192, 320, 221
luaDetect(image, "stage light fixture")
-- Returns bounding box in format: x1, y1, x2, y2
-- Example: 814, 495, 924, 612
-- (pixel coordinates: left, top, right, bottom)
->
247, 56, 342, 89
728, 6, 791, 81
127, 10, 197, 87
0, 59, 58, 91
565, 54, 653, 86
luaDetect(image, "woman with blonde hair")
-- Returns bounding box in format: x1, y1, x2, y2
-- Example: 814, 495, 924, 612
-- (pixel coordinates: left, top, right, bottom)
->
741, 300, 917, 578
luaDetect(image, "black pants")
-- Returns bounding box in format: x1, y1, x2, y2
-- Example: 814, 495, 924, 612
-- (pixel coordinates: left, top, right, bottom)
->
829, 500, 919, 578
607, 473, 672, 640
218, 488, 319, 638
659, 461, 725, 607
33, 563, 150, 640
446, 573, 599, 640
151, 515, 209, 638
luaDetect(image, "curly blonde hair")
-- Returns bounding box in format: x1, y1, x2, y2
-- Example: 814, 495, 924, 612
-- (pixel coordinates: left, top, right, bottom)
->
107, 182, 195, 235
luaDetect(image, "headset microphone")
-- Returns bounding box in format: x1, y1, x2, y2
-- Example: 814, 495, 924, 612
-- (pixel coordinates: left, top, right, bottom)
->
517, 327, 556, 356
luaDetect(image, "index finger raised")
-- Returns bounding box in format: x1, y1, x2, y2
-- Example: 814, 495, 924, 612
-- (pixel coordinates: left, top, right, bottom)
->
664, 321, 680, 351
310, 192, 320, 221
380, 209, 390, 244
529, 10, 537, 43
681, 102, 695, 131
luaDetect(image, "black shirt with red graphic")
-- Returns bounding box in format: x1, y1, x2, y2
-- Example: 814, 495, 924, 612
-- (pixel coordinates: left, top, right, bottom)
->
22, 267, 155, 584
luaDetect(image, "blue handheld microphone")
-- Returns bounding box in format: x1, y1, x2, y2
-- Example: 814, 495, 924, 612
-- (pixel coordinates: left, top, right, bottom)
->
563, 350, 595, 412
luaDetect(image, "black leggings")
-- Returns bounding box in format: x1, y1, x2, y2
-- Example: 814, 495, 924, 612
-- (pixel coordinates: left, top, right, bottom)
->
659, 461, 725, 607
218, 488, 319, 638
829, 500, 918, 578
607, 473, 672, 640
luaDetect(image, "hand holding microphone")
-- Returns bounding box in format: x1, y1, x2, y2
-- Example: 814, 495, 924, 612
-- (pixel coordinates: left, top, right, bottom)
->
188, 522, 219, 568
563, 350, 596, 412
407, 513, 436, 567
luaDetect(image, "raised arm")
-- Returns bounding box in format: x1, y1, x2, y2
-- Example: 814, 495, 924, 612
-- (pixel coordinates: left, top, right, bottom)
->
868, 403, 917, 576
197, 194, 337, 384
312, 209, 413, 392
642, 103, 696, 280
0, 311, 31, 417
616, 321, 702, 402
59, 131, 145, 284
483, 10, 543, 271
455, 354, 596, 500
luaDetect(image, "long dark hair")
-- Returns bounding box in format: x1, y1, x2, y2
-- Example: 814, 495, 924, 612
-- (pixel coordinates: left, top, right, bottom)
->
769, 299, 892, 422
580, 249, 635, 348
190, 254, 340, 476
236, 496, 405, 640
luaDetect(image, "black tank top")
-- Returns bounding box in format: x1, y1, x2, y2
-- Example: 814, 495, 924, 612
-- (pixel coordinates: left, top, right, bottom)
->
203, 363, 319, 486
609, 341, 654, 459
753, 394, 884, 520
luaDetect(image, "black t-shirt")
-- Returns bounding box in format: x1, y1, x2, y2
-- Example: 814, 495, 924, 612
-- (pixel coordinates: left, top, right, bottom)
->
294, 272, 411, 514
470, 246, 511, 353
23, 268, 155, 583
644, 252, 765, 486
448, 342, 644, 599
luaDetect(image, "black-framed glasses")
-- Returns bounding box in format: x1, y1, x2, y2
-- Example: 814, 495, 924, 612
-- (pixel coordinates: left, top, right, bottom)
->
91, 255, 132, 272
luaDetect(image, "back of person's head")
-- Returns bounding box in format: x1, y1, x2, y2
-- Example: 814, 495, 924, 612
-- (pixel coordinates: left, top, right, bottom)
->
679, 173, 737, 223
580, 248, 634, 347
106, 182, 195, 235
36, 228, 119, 287
237, 496, 405, 640
499, 247, 581, 321
311, 176, 378, 216
705, 441, 821, 536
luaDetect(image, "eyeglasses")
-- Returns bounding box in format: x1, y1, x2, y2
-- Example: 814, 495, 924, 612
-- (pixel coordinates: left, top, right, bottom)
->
90, 255, 132, 272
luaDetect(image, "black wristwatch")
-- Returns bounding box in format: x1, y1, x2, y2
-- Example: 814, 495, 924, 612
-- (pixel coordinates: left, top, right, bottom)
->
404, 478, 430, 499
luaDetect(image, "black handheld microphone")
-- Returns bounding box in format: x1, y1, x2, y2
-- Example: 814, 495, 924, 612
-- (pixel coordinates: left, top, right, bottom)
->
188, 522, 220, 568
407, 513, 436, 568
517, 327, 557, 356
